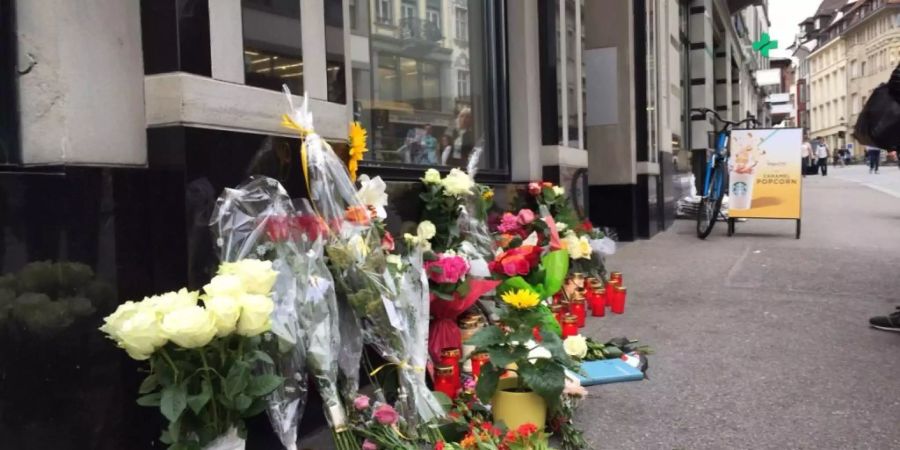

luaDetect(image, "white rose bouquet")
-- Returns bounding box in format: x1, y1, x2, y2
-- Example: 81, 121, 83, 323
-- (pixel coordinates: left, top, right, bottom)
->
99, 259, 282, 450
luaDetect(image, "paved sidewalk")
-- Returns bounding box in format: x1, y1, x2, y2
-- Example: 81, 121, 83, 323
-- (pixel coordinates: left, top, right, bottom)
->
579, 171, 900, 449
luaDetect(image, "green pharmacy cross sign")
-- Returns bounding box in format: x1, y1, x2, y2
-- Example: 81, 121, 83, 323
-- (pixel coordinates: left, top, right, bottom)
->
753, 33, 778, 58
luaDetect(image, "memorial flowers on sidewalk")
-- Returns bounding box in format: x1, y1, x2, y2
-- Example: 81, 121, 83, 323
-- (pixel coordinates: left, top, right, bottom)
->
283, 88, 444, 442
99, 260, 282, 450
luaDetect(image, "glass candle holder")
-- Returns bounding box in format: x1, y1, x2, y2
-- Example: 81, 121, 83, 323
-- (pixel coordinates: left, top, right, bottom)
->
434, 365, 457, 400
471, 352, 489, 379
562, 314, 579, 338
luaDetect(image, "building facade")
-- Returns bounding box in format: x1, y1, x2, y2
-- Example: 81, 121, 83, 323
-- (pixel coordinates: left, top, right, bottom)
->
0, 0, 770, 448
804, 0, 900, 156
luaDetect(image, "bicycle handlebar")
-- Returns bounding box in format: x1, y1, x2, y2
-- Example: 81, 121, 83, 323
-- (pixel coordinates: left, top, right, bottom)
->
690, 108, 759, 129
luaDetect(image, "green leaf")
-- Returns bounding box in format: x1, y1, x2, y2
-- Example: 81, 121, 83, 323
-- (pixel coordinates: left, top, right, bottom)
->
251, 350, 275, 365
160, 383, 188, 423
464, 325, 505, 348
246, 374, 283, 397
475, 362, 501, 403
241, 397, 270, 418
518, 360, 565, 409
224, 362, 251, 399
136, 392, 162, 407
139, 373, 159, 394
187, 379, 212, 415
487, 346, 529, 369
235, 393, 252, 412
167, 417, 182, 444
431, 391, 453, 413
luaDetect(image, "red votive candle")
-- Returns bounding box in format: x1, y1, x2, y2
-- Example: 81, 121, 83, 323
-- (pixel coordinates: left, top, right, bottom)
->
550, 304, 565, 325
434, 365, 457, 399
439, 347, 461, 392
471, 352, 489, 379
570, 298, 586, 328
610, 272, 623, 284
610, 285, 627, 314
561, 314, 579, 338
591, 287, 607, 316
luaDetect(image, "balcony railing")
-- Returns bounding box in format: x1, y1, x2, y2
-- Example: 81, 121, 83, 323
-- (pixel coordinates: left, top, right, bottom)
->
399, 17, 442, 43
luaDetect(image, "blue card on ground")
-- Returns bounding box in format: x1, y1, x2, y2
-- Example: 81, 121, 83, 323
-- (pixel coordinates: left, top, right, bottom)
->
570, 359, 644, 386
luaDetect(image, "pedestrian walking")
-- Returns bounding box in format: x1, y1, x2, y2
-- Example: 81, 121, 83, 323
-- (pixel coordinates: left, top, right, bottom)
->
815, 138, 829, 176
866, 146, 881, 174
854, 61, 900, 332
801, 137, 812, 177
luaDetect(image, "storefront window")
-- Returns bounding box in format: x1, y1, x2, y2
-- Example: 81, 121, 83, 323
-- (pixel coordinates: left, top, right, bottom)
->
241, 0, 303, 93
352, 0, 505, 172
325, 0, 347, 104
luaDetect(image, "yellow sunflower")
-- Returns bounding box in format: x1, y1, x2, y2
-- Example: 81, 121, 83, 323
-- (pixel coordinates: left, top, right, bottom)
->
348, 122, 368, 182
501, 289, 541, 309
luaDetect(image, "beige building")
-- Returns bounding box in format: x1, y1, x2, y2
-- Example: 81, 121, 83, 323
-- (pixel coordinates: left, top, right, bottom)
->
845, 0, 900, 153
807, 0, 900, 156
809, 35, 847, 153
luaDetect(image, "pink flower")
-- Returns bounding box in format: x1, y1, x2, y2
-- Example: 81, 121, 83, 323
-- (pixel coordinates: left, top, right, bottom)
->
516, 209, 536, 225
372, 403, 399, 425
381, 231, 395, 252
497, 212, 522, 233
463, 377, 477, 392
425, 254, 470, 284
362, 440, 378, 450
528, 182, 542, 196
353, 395, 371, 411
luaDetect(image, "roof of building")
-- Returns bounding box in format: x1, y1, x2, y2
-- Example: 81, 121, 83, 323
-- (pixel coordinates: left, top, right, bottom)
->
816, 0, 849, 15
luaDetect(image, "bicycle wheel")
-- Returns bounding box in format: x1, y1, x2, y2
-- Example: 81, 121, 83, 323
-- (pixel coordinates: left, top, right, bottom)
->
696, 161, 726, 239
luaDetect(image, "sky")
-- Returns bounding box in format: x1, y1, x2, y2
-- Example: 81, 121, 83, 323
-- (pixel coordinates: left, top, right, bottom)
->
768, 0, 825, 58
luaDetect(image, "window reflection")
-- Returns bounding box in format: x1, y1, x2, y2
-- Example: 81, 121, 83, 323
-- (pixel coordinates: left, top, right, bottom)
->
242, 0, 303, 93
351, 0, 498, 170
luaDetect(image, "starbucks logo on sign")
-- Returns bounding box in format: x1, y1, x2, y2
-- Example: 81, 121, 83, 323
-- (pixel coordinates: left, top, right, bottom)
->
732, 181, 749, 196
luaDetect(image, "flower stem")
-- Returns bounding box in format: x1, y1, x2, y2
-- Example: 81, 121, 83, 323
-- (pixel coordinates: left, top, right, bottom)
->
160, 348, 179, 383
199, 350, 220, 433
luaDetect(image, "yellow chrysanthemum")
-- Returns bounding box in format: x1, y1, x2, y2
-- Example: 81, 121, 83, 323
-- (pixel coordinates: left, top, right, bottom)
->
482, 188, 494, 201
348, 122, 368, 182
501, 289, 541, 310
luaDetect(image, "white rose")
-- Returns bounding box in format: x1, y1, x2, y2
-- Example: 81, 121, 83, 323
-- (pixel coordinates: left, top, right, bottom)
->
116, 308, 168, 360
563, 232, 591, 260
100, 301, 141, 339
160, 305, 218, 349
236, 294, 274, 337
564, 335, 588, 359
440, 168, 474, 196
217, 259, 278, 295
417, 221, 436, 240
423, 168, 442, 184
142, 289, 199, 317
204, 296, 241, 337
203, 274, 245, 298
552, 186, 565, 196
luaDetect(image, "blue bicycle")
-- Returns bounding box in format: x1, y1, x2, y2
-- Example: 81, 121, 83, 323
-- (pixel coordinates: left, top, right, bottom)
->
691, 108, 758, 239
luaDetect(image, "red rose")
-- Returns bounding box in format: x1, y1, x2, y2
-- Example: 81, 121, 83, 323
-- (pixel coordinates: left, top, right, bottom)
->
580, 219, 594, 233
434, 441, 445, 450
381, 231, 395, 251
265, 216, 291, 242
489, 245, 541, 277
528, 182, 542, 196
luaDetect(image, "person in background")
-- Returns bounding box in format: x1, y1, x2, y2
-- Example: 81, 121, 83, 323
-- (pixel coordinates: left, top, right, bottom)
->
858, 62, 900, 332
420, 125, 438, 164
440, 134, 453, 165
801, 136, 812, 177
866, 146, 881, 174
443, 108, 474, 168
815, 137, 830, 176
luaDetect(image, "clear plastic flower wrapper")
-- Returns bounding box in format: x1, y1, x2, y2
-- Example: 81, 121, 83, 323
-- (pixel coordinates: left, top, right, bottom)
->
283, 88, 445, 442
211, 176, 349, 450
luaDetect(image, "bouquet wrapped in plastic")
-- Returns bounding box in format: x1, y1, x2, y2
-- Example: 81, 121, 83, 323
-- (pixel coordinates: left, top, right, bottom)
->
210, 176, 350, 449
281, 88, 445, 441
